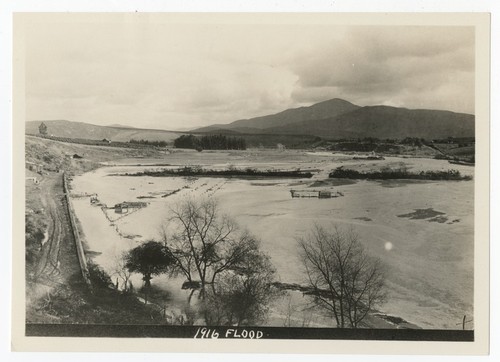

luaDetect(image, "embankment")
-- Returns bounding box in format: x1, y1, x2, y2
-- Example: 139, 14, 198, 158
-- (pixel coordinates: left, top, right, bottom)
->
63, 173, 92, 290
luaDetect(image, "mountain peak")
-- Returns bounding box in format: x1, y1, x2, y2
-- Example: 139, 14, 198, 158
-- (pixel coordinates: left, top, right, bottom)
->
314, 98, 356, 105
213, 98, 360, 131
191, 98, 474, 139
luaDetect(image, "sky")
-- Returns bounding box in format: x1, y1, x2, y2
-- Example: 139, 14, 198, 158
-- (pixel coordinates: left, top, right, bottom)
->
24, 15, 475, 130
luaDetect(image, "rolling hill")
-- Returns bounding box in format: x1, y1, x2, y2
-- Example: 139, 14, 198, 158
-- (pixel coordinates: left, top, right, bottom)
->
26, 120, 183, 143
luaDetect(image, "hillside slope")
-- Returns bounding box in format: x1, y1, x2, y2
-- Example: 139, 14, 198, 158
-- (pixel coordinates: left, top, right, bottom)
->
195, 98, 360, 132
25, 135, 164, 173
26, 120, 183, 143
266, 106, 475, 139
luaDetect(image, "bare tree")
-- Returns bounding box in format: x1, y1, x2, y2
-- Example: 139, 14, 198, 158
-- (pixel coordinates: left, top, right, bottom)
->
298, 225, 387, 328
164, 198, 262, 292
202, 249, 280, 326
110, 252, 132, 292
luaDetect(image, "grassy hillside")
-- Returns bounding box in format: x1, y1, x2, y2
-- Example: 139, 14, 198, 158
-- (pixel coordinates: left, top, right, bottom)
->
25, 135, 164, 173
26, 120, 184, 143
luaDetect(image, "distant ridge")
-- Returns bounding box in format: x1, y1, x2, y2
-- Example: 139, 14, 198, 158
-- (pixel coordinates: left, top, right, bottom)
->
193, 98, 474, 139
265, 105, 475, 139
195, 98, 360, 132
26, 98, 475, 143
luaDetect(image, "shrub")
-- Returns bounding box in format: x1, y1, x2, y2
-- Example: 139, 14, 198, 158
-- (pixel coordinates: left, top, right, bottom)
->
88, 262, 114, 289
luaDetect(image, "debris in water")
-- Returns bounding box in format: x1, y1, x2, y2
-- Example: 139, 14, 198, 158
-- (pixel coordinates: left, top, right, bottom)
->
397, 208, 445, 220
354, 217, 372, 221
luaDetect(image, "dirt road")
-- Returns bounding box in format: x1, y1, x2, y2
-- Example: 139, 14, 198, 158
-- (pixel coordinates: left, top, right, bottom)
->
26, 173, 84, 320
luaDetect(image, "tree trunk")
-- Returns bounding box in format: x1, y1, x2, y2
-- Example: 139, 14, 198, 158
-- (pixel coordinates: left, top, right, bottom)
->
143, 273, 152, 288
187, 288, 196, 304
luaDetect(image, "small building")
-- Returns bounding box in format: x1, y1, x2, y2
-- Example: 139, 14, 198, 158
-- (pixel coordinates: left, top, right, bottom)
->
72, 154, 83, 159
114, 201, 147, 213
290, 189, 321, 198
114, 202, 129, 214
291, 189, 341, 199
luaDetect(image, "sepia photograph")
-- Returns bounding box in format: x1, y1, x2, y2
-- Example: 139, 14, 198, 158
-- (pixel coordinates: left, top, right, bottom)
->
10, 11, 490, 354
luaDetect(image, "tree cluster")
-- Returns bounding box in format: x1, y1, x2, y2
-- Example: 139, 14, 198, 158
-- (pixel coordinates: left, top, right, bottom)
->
400, 137, 425, 147
129, 139, 168, 147
121, 198, 277, 326
38, 122, 48, 135
174, 134, 246, 150
329, 166, 471, 181
202, 251, 279, 326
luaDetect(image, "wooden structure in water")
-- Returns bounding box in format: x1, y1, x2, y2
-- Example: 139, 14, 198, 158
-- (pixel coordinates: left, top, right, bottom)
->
90, 194, 99, 204
290, 190, 343, 199
353, 155, 385, 160
114, 201, 148, 213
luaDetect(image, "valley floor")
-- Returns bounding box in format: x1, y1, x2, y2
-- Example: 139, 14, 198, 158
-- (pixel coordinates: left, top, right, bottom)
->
24, 137, 474, 331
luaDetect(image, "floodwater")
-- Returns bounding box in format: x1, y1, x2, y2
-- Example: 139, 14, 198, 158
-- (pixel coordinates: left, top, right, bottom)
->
71, 151, 474, 328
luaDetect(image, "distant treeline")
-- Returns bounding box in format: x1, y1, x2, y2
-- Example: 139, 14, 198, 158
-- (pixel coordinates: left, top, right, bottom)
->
329, 167, 472, 181
174, 134, 246, 150
129, 139, 168, 147
119, 166, 313, 179
28, 134, 151, 149
324, 136, 474, 144
330, 137, 425, 145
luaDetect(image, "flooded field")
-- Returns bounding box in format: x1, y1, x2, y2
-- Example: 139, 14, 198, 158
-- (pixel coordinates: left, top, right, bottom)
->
70, 150, 474, 329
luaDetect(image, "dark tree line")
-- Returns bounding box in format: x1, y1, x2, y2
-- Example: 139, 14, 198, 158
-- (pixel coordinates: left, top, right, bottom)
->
400, 137, 425, 147
329, 166, 471, 181
174, 134, 246, 150
130, 139, 168, 147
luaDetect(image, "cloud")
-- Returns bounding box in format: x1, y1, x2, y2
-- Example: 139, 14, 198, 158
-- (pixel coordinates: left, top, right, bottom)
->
24, 20, 475, 130
289, 26, 474, 113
